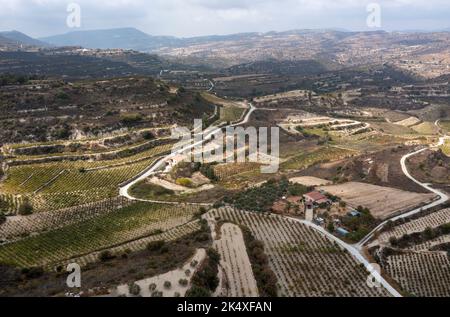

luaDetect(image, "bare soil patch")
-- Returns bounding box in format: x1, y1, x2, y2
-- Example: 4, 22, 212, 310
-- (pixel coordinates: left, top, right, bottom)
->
320, 182, 436, 220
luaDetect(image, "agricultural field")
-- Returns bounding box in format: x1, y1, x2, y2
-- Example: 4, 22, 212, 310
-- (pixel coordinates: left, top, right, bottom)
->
200, 92, 246, 123
213, 223, 259, 297
208, 207, 391, 297
439, 120, 450, 134
0, 202, 200, 268
377, 208, 450, 243
411, 122, 439, 135
384, 252, 450, 297
220, 106, 246, 123
441, 140, 450, 156
112, 248, 206, 297
319, 182, 436, 220
1, 142, 173, 211
281, 146, 357, 171
0, 197, 132, 242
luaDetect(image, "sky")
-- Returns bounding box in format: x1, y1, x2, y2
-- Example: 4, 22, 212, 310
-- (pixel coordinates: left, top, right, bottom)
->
0, 0, 449, 38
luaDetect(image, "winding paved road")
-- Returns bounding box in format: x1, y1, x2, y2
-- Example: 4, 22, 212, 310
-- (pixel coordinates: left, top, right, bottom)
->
356, 135, 450, 248
119, 103, 256, 202
287, 217, 402, 297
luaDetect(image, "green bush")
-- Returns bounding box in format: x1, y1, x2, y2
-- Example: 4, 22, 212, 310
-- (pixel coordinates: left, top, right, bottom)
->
176, 178, 194, 188
129, 283, 141, 296
147, 240, 166, 252
18, 199, 33, 216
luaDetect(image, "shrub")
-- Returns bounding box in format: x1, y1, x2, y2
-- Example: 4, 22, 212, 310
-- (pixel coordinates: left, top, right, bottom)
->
176, 178, 194, 188
149, 283, 157, 291
185, 285, 211, 298
147, 240, 165, 252
129, 283, 141, 296
18, 199, 33, 216
164, 281, 172, 289
99, 250, 115, 262
179, 279, 189, 287
22, 267, 44, 279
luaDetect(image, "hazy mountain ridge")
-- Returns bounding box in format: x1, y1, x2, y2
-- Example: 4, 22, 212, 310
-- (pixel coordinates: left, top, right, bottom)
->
0, 30, 49, 47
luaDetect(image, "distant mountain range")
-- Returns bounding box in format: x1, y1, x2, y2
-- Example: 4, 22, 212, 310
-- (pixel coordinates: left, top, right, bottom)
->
0, 30, 49, 47
40, 28, 179, 51
40, 27, 450, 50
0, 26, 446, 53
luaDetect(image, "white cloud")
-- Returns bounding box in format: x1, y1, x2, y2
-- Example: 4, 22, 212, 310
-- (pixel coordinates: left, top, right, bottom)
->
0, 0, 449, 37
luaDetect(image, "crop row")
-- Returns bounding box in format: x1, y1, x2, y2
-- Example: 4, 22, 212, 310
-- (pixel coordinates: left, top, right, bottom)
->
0, 202, 200, 268
208, 207, 391, 297
378, 208, 450, 243
0, 196, 132, 242
385, 252, 450, 297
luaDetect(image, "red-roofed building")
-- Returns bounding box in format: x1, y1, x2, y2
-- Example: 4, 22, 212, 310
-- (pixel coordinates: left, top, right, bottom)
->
303, 191, 331, 206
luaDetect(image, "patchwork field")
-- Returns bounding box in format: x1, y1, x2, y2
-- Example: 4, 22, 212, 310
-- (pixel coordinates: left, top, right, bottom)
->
1, 143, 172, 211
319, 182, 436, 220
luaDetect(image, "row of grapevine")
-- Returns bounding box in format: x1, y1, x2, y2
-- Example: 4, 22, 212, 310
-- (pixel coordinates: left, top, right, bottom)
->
52, 220, 202, 270
0, 193, 24, 215
385, 252, 450, 297
0, 196, 132, 242
0, 203, 200, 268
378, 208, 450, 243
213, 163, 260, 181
208, 207, 391, 297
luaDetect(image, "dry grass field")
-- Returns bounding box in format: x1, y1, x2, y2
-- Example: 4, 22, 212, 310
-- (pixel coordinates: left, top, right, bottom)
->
319, 182, 436, 219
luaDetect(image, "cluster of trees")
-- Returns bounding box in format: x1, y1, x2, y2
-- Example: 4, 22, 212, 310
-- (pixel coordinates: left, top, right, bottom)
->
185, 248, 220, 297
224, 178, 305, 213
342, 206, 378, 243
241, 227, 278, 297
199, 163, 218, 182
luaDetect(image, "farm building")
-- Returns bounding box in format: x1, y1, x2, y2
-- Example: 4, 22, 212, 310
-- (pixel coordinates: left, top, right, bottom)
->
348, 210, 361, 217
303, 191, 331, 206
336, 228, 350, 237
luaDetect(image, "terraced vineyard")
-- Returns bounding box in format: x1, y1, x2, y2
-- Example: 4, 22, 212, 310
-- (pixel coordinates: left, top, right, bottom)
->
0, 193, 23, 215
207, 207, 391, 297
0, 197, 132, 242
0, 202, 200, 268
281, 146, 356, 171
1, 143, 173, 211
57, 220, 202, 269
214, 163, 261, 181
378, 208, 450, 243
